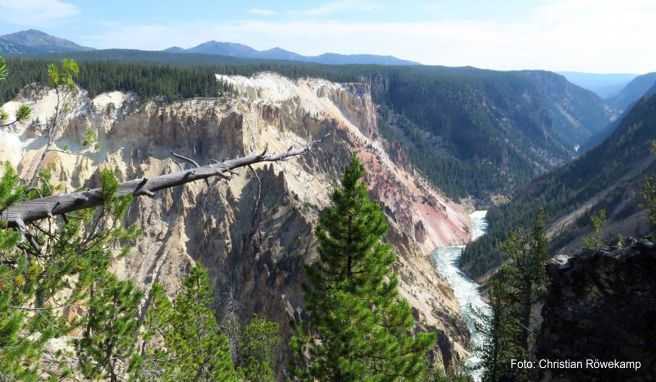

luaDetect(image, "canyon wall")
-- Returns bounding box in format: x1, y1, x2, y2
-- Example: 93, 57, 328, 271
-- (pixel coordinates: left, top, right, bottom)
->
0, 73, 473, 369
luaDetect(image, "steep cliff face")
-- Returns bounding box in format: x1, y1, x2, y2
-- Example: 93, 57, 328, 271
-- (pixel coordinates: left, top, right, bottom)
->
0, 73, 473, 368
537, 238, 656, 381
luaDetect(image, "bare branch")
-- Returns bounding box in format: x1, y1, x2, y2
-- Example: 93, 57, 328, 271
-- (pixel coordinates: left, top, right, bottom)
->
1, 145, 311, 227
171, 151, 201, 168
15, 218, 41, 255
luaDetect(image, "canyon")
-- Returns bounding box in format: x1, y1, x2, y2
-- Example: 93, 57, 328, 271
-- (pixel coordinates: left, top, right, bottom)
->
0, 73, 477, 371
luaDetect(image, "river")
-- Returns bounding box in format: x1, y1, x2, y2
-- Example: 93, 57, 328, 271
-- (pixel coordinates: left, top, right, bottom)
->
432, 210, 490, 381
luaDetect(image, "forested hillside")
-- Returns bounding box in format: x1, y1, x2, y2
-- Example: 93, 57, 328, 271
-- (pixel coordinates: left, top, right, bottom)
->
375, 68, 610, 199
515, 71, 611, 147
1, 55, 610, 201
461, 93, 656, 278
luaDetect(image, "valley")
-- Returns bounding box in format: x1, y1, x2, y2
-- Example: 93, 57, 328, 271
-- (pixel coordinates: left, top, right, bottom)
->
0, 71, 475, 373
0, 19, 655, 381
463, 89, 656, 279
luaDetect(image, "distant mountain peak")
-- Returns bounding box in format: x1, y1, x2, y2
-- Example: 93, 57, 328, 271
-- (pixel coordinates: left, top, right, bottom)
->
196, 41, 253, 48
266, 47, 291, 53
10, 29, 48, 36
186, 41, 260, 58
163, 46, 185, 53
0, 29, 93, 54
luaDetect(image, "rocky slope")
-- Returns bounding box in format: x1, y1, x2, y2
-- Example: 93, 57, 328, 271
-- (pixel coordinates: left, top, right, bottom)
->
0, 73, 474, 370
537, 237, 656, 381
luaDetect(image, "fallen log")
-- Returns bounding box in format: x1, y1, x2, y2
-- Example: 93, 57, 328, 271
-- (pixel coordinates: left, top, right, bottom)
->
1, 145, 310, 228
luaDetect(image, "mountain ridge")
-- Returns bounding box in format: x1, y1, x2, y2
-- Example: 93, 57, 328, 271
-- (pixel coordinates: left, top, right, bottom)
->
0, 29, 93, 54
372, 66, 611, 200
181, 40, 418, 65
0, 29, 416, 66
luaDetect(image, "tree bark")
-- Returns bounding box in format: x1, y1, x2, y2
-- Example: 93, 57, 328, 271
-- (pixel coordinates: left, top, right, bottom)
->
1, 145, 310, 228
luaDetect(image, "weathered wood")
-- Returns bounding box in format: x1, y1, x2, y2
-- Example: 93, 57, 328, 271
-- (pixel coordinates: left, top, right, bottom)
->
1, 145, 310, 228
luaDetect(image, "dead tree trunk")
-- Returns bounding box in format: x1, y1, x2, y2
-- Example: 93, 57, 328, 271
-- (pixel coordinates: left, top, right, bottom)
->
1, 145, 311, 228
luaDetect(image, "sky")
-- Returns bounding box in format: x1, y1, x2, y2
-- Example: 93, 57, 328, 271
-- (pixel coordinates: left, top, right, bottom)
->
0, 0, 654, 73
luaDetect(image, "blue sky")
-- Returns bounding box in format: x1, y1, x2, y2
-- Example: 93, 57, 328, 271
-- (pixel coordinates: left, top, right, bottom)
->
0, 0, 655, 73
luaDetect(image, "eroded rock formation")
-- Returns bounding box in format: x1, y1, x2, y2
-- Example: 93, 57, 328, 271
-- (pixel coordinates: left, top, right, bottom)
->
0, 73, 474, 369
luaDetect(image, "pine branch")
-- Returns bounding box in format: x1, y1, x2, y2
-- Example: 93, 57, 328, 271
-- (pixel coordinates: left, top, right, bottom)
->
1, 145, 312, 227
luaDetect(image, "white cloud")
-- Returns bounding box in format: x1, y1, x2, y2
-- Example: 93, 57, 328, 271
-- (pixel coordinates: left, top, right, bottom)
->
291, 0, 381, 16
0, 0, 78, 25
83, 0, 656, 73
248, 8, 277, 17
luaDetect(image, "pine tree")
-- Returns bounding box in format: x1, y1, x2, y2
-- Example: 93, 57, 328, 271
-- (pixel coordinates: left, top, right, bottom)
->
475, 266, 522, 382
0, 56, 31, 129
292, 156, 435, 381
583, 209, 607, 251
76, 273, 142, 381
137, 266, 240, 382
479, 213, 551, 382
0, 165, 48, 381
1, 57, 136, 380
0, 164, 140, 380
238, 316, 280, 382
517, 210, 548, 354
499, 211, 549, 360
641, 142, 656, 229
1, 60, 141, 379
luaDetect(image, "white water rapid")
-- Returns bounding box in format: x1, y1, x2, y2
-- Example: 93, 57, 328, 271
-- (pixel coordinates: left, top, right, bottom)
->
433, 210, 490, 381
